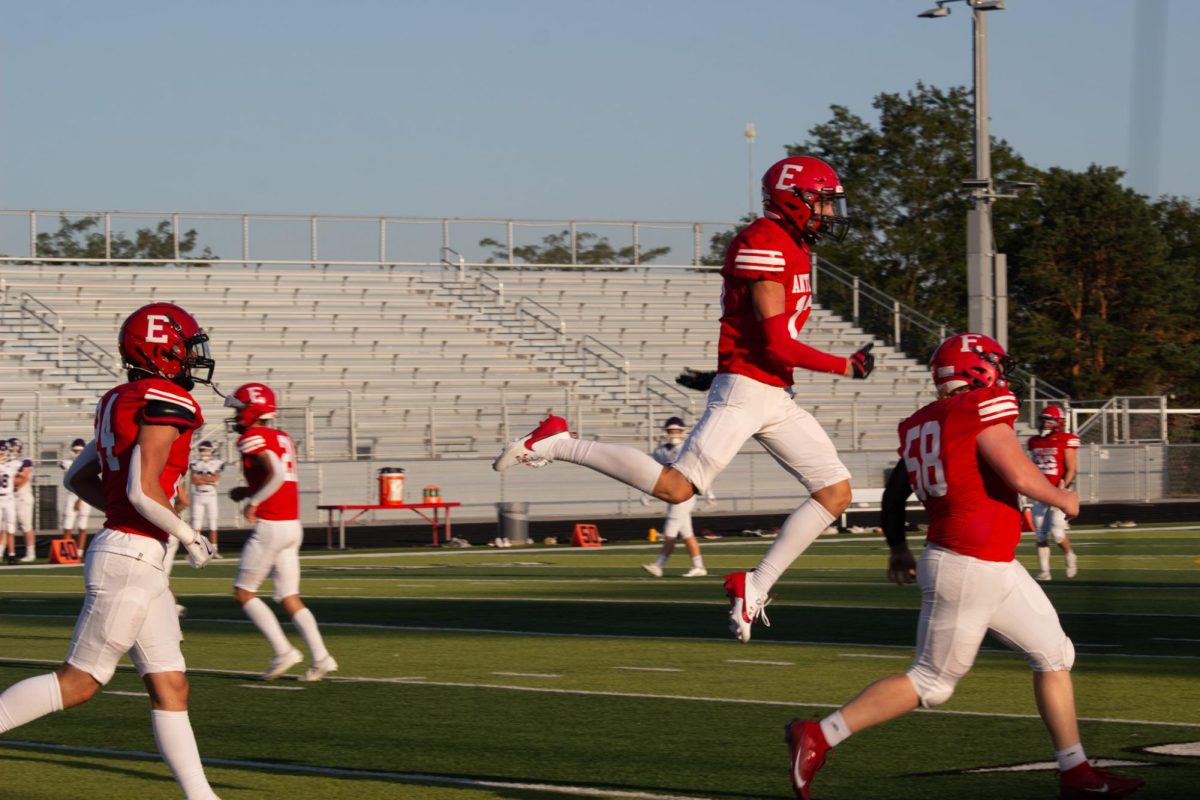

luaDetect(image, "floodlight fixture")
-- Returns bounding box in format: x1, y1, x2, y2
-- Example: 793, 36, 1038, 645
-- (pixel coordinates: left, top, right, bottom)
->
918, 3, 950, 18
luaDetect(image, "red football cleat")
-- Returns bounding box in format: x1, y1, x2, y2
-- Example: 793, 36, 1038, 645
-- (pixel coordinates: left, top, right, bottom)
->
1059, 762, 1144, 799
724, 571, 771, 643
492, 414, 571, 472
785, 719, 830, 800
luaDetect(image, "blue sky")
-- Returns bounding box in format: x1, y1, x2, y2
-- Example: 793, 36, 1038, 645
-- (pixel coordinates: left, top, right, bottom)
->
2, 0, 1194, 228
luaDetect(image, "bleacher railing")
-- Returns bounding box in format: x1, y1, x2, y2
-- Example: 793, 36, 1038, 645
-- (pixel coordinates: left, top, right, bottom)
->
812, 255, 1073, 425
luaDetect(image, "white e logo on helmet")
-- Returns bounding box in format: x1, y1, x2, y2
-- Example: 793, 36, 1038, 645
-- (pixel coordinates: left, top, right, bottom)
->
145, 314, 171, 343
245, 385, 266, 404
775, 163, 805, 190
958, 334, 981, 353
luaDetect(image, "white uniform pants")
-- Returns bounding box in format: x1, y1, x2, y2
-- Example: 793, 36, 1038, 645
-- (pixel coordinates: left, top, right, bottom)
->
64, 529, 184, 684
907, 545, 1074, 707
0, 497, 15, 533
62, 491, 92, 531
234, 519, 304, 602
672, 373, 851, 495
190, 492, 219, 532
15, 491, 33, 532
1032, 501, 1068, 545
662, 494, 697, 539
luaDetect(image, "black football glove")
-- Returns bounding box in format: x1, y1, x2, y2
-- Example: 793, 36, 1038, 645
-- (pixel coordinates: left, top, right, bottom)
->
229, 486, 250, 502
675, 368, 717, 392
849, 343, 875, 380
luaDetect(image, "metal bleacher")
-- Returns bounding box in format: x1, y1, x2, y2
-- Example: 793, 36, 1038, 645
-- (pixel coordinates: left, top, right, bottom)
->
1, 262, 933, 465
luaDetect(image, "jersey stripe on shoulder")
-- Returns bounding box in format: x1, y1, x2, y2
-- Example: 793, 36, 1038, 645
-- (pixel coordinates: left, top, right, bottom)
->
978, 395, 1019, 422
733, 248, 786, 272
144, 387, 196, 411
1065, 435, 1081, 448
238, 435, 268, 454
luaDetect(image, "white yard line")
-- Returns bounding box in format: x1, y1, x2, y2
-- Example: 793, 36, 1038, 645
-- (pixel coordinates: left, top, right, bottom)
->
4, 657, 1198, 729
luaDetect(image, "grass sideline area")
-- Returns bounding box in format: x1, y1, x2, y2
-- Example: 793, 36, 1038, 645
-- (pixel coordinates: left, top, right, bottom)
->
1, 526, 1198, 799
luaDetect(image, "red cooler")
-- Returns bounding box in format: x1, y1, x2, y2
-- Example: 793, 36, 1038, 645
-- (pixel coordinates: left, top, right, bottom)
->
378, 468, 406, 506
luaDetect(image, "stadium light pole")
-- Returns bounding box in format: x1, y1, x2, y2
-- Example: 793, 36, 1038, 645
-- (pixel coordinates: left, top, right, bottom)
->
918, 0, 1008, 349
745, 123, 757, 217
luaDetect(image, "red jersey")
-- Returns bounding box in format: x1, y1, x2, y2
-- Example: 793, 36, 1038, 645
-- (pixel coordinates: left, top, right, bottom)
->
717, 217, 813, 387
898, 385, 1021, 562
95, 378, 203, 541
1027, 431, 1080, 487
238, 426, 300, 521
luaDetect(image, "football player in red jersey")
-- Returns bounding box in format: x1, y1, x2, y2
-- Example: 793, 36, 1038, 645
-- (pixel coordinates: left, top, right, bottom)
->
0, 303, 222, 799
1028, 404, 1080, 580
784, 334, 1142, 800
226, 382, 337, 682
495, 156, 875, 641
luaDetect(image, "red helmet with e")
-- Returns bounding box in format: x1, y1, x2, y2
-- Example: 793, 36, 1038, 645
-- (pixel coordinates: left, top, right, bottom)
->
118, 303, 214, 389
225, 382, 277, 432
1039, 404, 1066, 433
929, 333, 1015, 395
762, 156, 851, 243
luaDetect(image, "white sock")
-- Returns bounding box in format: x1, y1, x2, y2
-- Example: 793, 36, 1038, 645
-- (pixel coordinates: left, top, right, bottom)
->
691, 555, 704, 568
241, 597, 292, 656
290, 608, 329, 662
819, 710, 852, 748
750, 499, 835, 594
151, 709, 220, 799
655, 553, 669, 568
0, 673, 64, 732
1038, 546, 1051, 573
1056, 743, 1087, 772
547, 438, 664, 495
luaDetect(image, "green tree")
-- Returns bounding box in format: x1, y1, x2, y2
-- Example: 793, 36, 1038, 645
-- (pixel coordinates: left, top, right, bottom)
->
35, 215, 215, 264
1008, 166, 1171, 398
479, 230, 669, 266
795, 83, 1041, 330
701, 214, 756, 265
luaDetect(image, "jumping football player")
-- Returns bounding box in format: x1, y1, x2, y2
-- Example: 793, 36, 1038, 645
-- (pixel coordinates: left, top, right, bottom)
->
1028, 404, 1080, 580
785, 333, 1142, 800
0, 302, 222, 799
495, 156, 875, 641
641, 417, 708, 578
226, 382, 337, 682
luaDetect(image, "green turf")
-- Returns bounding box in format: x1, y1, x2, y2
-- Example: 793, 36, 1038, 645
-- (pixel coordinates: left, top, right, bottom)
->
1, 527, 1198, 799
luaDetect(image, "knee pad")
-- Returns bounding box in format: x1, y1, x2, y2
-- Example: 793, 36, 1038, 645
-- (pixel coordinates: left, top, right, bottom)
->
906, 667, 958, 708
1028, 636, 1075, 672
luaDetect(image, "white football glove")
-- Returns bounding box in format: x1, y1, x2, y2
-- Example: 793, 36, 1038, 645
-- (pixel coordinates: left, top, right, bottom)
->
184, 535, 215, 569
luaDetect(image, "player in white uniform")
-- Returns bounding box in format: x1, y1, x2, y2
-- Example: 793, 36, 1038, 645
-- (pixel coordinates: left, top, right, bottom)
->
189, 440, 224, 558
60, 438, 92, 551
0, 439, 17, 564
642, 418, 709, 578
7, 439, 37, 562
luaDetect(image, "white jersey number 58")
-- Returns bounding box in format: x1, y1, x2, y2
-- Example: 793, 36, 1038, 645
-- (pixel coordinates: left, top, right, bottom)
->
903, 420, 947, 501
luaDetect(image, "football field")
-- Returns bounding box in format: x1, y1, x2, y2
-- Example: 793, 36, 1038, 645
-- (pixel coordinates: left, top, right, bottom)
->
1, 526, 1198, 799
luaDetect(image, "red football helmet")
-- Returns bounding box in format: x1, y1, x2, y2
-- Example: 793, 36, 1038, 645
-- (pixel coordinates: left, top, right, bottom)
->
1039, 404, 1066, 433
929, 333, 1015, 395
225, 382, 277, 431
118, 303, 214, 388
762, 156, 851, 243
